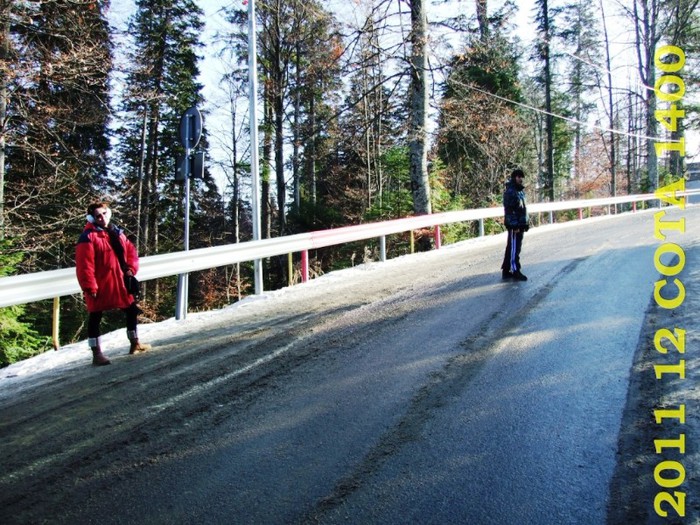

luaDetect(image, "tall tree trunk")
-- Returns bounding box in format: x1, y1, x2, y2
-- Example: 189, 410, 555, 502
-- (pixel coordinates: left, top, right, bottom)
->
476, 0, 489, 40
541, 0, 555, 201
664, 0, 699, 178
626, 91, 635, 195
307, 96, 317, 207
136, 110, 148, 251
600, 0, 617, 200
274, 69, 286, 283
633, 0, 659, 191
363, 69, 372, 209
262, 80, 272, 239
275, 83, 285, 235
375, 61, 384, 209
229, 93, 241, 300
263, 0, 287, 239
293, 42, 301, 211
0, 4, 8, 241
408, 0, 432, 217
148, 109, 161, 303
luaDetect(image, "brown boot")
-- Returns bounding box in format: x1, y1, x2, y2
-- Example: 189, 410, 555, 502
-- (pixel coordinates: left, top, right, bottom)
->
129, 340, 152, 354
91, 347, 111, 366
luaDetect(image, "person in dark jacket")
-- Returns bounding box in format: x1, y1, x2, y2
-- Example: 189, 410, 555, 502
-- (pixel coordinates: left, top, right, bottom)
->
76, 202, 151, 366
501, 169, 529, 281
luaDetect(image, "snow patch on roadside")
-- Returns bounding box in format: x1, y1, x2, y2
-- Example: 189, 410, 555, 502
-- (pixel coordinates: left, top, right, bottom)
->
0, 211, 645, 395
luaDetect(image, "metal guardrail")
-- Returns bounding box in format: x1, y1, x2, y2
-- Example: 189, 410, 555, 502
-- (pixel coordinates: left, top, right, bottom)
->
0, 191, 683, 310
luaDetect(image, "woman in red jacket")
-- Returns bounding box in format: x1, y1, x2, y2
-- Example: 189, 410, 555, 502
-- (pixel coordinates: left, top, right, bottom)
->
76, 202, 151, 366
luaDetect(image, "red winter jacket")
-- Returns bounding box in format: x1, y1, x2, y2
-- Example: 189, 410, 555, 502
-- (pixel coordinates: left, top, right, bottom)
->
75, 223, 139, 313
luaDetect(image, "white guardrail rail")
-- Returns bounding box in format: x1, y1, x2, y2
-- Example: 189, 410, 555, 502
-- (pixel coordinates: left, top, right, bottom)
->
0, 191, 694, 310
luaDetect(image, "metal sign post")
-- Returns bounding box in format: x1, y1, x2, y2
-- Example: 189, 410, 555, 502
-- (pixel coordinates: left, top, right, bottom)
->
248, 0, 263, 294
175, 107, 202, 320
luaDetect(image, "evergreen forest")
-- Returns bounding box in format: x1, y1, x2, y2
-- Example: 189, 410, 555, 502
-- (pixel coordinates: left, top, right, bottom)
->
0, 0, 698, 365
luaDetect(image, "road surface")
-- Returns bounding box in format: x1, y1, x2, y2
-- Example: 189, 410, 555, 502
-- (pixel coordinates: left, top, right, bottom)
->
0, 204, 698, 524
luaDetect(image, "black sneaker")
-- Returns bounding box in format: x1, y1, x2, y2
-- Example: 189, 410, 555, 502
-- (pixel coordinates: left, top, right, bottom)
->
502, 270, 513, 280
513, 271, 528, 281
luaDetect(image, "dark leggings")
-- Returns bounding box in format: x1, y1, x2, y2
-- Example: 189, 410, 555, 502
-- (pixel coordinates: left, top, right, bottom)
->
88, 303, 139, 339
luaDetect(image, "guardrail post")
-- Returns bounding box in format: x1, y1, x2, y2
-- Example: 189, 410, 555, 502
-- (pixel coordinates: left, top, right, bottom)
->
301, 250, 309, 283
409, 231, 415, 254
479, 219, 485, 237
578, 208, 583, 220
287, 253, 293, 286
633, 201, 637, 212
434, 225, 441, 249
175, 275, 188, 320
380, 236, 386, 262
52, 297, 60, 350
549, 211, 554, 224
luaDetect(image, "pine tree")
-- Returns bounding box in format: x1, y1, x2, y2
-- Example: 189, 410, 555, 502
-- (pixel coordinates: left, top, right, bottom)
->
534, 0, 556, 201
292, 3, 392, 229
595, 0, 619, 199
222, 0, 346, 285
436, 3, 531, 208
559, 0, 600, 184
0, 239, 49, 367
2, 0, 112, 271
290, 1, 343, 218
116, 0, 214, 315
628, 0, 663, 191
625, 0, 697, 188
0, 0, 113, 348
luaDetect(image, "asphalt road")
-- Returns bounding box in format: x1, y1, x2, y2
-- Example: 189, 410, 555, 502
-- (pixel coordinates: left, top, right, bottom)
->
1, 203, 698, 525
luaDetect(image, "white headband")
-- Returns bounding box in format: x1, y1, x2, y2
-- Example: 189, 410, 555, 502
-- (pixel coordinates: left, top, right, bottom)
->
86, 208, 112, 223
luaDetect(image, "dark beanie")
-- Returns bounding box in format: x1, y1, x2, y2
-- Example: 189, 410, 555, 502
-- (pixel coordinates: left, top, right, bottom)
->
510, 169, 525, 181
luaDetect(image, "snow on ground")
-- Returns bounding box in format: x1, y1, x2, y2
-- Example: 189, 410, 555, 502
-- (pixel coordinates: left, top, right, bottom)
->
0, 212, 649, 398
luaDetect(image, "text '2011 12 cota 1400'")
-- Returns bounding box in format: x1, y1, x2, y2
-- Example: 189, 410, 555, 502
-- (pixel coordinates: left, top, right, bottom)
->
649, 43, 689, 520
